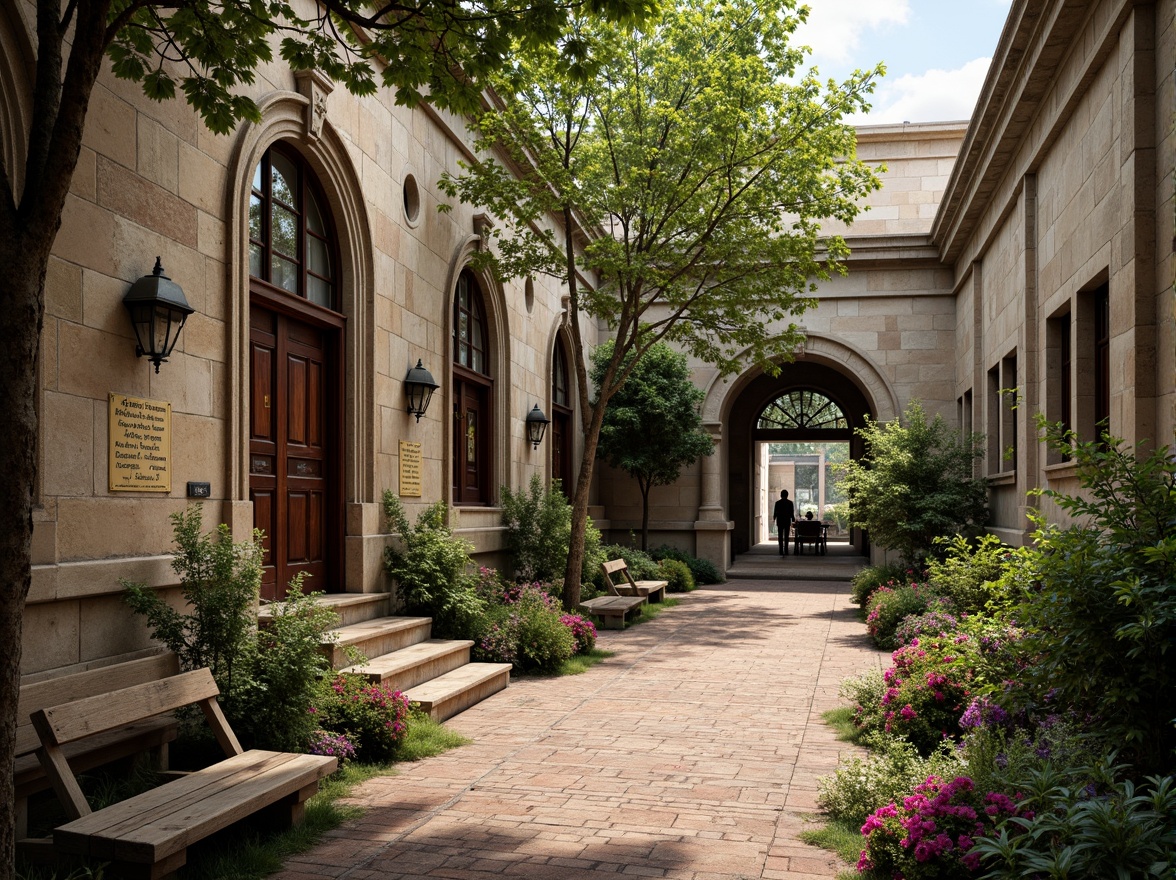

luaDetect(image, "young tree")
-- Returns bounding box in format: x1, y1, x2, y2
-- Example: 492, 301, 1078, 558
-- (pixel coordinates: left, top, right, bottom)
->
837, 400, 988, 564
0, 0, 652, 874
440, 0, 883, 607
591, 340, 712, 549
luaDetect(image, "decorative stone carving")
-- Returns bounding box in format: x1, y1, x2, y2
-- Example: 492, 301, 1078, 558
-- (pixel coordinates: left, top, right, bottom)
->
293, 69, 334, 141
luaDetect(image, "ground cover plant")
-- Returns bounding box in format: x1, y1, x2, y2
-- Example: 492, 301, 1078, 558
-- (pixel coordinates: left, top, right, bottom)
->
811, 428, 1176, 878
649, 545, 725, 585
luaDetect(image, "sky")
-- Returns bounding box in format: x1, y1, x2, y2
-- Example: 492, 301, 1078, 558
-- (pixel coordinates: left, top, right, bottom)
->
791, 0, 1015, 125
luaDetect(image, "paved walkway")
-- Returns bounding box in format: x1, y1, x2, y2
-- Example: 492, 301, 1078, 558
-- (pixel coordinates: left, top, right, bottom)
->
277, 576, 884, 880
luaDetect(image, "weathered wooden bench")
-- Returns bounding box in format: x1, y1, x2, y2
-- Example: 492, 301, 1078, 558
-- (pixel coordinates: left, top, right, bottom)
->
600, 559, 668, 603
577, 594, 647, 630
31, 667, 337, 880
15, 653, 182, 847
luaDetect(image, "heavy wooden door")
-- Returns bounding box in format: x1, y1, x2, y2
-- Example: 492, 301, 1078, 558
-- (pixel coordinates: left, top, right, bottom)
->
452, 375, 490, 504
250, 304, 338, 599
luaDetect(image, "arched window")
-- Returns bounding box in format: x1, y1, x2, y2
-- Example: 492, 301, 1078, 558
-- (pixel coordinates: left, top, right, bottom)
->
249, 145, 337, 310
551, 341, 573, 491
453, 271, 493, 504
757, 390, 848, 430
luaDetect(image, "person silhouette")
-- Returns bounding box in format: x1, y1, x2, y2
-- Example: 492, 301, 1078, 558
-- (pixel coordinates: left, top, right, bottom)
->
773, 489, 795, 556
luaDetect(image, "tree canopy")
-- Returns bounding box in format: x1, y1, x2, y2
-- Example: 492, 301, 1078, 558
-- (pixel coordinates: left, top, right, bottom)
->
440, 0, 884, 605
837, 401, 988, 564
591, 340, 713, 549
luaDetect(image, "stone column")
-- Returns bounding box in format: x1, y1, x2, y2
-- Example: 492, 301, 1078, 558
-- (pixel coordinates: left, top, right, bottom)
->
694, 422, 732, 571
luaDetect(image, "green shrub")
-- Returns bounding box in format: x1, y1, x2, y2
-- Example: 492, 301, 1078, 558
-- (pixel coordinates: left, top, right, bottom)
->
972, 760, 1176, 878
850, 562, 910, 607
818, 734, 965, 827
314, 673, 409, 763
596, 543, 659, 590
123, 504, 261, 711
864, 582, 943, 650
1007, 426, 1176, 773
514, 587, 576, 672
234, 575, 339, 751
649, 544, 725, 585
500, 475, 605, 589
382, 494, 484, 638
656, 558, 695, 592
841, 668, 888, 736
924, 533, 1012, 614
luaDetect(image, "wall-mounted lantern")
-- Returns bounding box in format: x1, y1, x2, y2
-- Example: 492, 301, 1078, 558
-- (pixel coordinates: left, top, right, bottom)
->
122, 258, 194, 372
525, 404, 550, 449
404, 359, 439, 422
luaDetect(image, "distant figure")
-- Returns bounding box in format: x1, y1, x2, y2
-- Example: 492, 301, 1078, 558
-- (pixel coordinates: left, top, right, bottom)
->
773, 490, 796, 556
804, 511, 814, 520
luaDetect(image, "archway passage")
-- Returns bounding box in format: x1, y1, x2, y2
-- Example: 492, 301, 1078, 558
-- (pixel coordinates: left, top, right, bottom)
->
726, 361, 874, 557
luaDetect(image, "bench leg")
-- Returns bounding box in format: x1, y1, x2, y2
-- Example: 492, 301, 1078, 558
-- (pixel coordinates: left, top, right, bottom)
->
105, 850, 186, 880
256, 781, 321, 831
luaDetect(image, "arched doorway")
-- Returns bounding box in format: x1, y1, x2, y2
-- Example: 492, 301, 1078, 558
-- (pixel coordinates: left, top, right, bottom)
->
726, 361, 875, 556
248, 142, 345, 599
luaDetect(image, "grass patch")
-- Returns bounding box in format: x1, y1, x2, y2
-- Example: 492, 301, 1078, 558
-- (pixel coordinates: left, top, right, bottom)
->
394, 709, 471, 761
799, 815, 862, 877
823, 706, 864, 743
632, 596, 680, 624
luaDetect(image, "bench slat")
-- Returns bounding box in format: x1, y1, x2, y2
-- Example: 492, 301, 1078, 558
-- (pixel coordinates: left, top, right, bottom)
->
16, 654, 179, 758
33, 669, 219, 747
54, 751, 336, 863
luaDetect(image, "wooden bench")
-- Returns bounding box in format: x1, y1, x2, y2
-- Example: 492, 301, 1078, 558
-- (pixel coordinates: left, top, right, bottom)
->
15, 653, 182, 846
578, 594, 647, 630
600, 559, 668, 603
31, 667, 337, 880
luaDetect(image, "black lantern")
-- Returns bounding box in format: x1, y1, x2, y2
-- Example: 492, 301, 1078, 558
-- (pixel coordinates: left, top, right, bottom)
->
525, 404, 550, 449
404, 359, 439, 422
122, 258, 194, 372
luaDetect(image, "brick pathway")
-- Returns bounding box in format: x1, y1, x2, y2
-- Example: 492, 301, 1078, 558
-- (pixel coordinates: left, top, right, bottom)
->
277, 578, 884, 880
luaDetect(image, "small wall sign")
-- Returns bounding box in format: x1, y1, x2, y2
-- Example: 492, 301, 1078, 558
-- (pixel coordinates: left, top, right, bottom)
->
109, 393, 172, 493
399, 440, 422, 497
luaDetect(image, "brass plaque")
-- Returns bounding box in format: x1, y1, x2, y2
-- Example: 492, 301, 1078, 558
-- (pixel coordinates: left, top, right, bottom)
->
109, 393, 172, 493
399, 440, 422, 498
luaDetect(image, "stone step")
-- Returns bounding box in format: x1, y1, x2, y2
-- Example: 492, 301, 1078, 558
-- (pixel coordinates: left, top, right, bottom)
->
260, 592, 392, 628
404, 663, 512, 722
323, 617, 432, 668
341, 639, 474, 691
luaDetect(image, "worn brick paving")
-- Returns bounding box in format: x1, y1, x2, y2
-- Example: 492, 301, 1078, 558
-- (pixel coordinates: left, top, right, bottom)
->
276, 577, 885, 880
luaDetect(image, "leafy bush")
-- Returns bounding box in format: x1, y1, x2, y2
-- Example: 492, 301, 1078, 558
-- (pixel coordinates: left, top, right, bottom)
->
472, 607, 519, 666
314, 673, 409, 763
858, 775, 1020, 878
500, 475, 606, 589
513, 585, 575, 671
841, 668, 888, 736
233, 575, 339, 751
657, 558, 695, 593
973, 760, 1176, 879
306, 730, 357, 764
961, 714, 1104, 802
850, 562, 911, 607
560, 614, 597, 654
123, 504, 261, 709
382, 494, 484, 638
865, 582, 947, 650
837, 400, 988, 565
894, 609, 959, 647
649, 544, 725, 585
818, 734, 965, 827
1006, 427, 1176, 773
924, 534, 1011, 614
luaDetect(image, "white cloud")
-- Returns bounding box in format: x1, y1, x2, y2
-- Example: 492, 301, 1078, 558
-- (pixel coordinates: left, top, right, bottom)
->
850, 57, 993, 124
794, 0, 911, 66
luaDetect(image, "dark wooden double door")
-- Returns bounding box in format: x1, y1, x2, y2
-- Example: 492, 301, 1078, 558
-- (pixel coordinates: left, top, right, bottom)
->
250, 302, 342, 600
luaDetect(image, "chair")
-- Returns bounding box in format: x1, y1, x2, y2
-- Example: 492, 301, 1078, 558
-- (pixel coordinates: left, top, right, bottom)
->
793, 519, 826, 555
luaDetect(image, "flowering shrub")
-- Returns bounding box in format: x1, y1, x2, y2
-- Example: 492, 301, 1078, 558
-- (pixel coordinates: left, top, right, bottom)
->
307, 729, 357, 763
866, 583, 949, 650
514, 586, 575, 671
473, 610, 520, 665
858, 775, 1019, 879
877, 635, 979, 753
895, 609, 960, 647
314, 673, 409, 763
560, 614, 597, 654
851, 564, 917, 607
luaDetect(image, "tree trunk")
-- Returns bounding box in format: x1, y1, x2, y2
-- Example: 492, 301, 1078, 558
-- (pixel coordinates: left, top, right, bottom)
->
0, 244, 49, 880
561, 395, 609, 610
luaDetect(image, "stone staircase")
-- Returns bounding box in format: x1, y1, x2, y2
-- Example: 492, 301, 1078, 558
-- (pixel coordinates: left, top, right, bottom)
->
260, 592, 511, 721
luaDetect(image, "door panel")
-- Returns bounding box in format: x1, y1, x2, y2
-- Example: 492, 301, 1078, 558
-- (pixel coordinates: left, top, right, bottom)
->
249, 303, 338, 599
